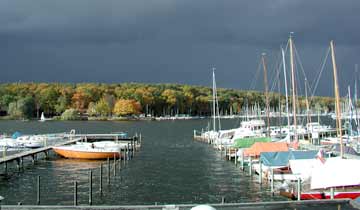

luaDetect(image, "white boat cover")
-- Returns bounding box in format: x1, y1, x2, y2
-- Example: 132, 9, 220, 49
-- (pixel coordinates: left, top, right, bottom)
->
289, 159, 322, 180
310, 158, 360, 189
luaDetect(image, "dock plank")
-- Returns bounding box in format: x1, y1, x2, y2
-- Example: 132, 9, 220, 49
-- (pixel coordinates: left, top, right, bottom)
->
0, 138, 82, 164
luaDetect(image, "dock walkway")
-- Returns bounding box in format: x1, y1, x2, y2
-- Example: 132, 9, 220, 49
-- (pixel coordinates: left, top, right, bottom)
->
0, 137, 82, 165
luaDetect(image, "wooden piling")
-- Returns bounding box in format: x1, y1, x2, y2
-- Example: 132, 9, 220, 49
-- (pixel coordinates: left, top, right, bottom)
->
74, 181, 77, 206
99, 164, 102, 194
107, 158, 110, 185
36, 175, 40, 205
241, 151, 244, 171
234, 149, 237, 165
249, 156, 252, 176
113, 155, 117, 176
330, 187, 334, 199
89, 170, 92, 205
271, 168, 274, 195
259, 160, 262, 184
297, 177, 301, 201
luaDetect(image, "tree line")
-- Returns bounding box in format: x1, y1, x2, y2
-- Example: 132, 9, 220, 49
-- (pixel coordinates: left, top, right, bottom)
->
0, 82, 336, 120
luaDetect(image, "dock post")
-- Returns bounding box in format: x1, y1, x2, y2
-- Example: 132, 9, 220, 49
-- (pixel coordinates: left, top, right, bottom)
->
259, 160, 262, 184
271, 168, 274, 196
221, 196, 225, 204
193, 130, 196, 138
241, 152, 244, 171
36, 175, 40, 205
89, 170, 92, 205
228, 148, 231, 161
113, 154, 117, 176
297, 177, 301, 201
118, 154, 122, 172
16, 158, 20, 172
74, 181, 77, 206
234, 149, 238, 166
330, 187, 334, 199
249, 156, 252, 176
4, 162, 7, 174
99, 164, 102, 194
107, 158, 110, 185
123, 148, 126, 164
132, 140, 135, 157
2, 147, 5, 158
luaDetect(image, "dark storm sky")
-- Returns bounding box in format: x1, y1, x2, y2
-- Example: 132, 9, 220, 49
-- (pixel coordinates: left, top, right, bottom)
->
0, 0, 359, 96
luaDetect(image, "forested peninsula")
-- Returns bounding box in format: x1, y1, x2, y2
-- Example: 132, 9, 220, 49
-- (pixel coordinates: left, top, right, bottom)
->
0, 83, 335, 120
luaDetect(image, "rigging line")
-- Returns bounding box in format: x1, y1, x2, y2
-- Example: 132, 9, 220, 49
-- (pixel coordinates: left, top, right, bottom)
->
269, 50, 283, 92
293, 44, 309, 95
250, 56, 264, 90
309, 47, 331, 103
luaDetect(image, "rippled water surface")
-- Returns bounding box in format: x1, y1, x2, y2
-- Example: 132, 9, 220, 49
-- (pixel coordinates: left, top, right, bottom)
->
0, 118, 344, 208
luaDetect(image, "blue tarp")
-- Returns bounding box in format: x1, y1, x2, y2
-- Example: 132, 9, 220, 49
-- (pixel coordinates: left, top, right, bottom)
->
260, 150, 318, 167
11, 131, 22, 139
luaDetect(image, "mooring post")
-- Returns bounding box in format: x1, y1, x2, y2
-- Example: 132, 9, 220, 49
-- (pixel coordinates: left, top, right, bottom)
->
234, 149, 238, 166
123, 148, 126, 164
297, 177, 301, 201
113, 154, 117, 176
249, 156, 252, 176
241, 151, 244, 171
228, 148, 231, 161
107, 158, 110, 185
89, 170, 92, 205
221, 196, 225, 204
259, 160, 262, 184
271, 168, 274, 196
16, 159, 20, 172
2, 147, 5, 158
118, 153, 122, 172
330, 187, 334, 199
74, 181, 77, 206
36, 175, 40, 205
99, 163, 103, 194
4, 162, 7, 174
0, 195, 4, 210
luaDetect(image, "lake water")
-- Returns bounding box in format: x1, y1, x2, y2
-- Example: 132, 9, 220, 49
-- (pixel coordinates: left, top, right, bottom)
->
0, 118, 357, 209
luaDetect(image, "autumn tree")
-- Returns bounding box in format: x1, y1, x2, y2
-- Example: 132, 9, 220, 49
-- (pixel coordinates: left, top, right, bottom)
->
113, 99, 141, 116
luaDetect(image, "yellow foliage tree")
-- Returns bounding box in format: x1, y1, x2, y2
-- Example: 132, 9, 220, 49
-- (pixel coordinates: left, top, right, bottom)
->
113, 99, 141, 116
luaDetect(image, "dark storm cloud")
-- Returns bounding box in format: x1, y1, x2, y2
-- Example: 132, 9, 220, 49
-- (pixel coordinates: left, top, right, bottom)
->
0, 0, 359, 96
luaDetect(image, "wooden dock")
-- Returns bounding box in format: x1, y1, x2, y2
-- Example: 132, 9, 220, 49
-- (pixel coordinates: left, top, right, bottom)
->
0, 138, 82, 173
0, 199, 356, 210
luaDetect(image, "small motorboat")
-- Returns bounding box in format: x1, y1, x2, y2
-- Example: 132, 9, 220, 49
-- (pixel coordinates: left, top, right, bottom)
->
52, 141, 128, 160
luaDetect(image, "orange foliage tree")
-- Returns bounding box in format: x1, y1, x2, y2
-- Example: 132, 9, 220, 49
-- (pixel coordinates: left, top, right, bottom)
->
113, 99, 141, 116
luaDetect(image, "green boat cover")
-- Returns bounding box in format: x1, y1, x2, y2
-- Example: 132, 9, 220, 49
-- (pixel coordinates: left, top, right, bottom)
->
232, 137, 271, 148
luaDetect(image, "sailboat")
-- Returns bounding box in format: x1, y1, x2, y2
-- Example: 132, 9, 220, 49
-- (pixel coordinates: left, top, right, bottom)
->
197, 68, 220, 143
39, 112, 52, 122
284, 41, 360, 200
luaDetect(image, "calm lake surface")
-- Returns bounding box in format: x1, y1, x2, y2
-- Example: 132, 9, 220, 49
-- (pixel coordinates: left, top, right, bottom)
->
0, 118, 355, 210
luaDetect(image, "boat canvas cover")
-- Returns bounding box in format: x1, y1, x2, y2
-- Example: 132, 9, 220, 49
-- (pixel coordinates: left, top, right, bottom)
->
289, 159, 322, 180
233, 137, 271, 148
260, 150, 318, 167
244, 142, 288, 157
310, 158, 360, 189
331, 144, 359, 155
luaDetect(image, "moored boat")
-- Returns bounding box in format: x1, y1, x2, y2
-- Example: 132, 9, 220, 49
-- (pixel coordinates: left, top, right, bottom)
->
53, 141, 126, 159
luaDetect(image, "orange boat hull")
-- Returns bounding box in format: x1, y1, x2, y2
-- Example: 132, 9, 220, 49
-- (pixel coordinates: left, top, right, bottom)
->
53, 148, 122, 160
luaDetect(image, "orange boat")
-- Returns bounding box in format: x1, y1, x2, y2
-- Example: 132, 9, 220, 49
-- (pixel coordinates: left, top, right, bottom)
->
53, 141, 125, 160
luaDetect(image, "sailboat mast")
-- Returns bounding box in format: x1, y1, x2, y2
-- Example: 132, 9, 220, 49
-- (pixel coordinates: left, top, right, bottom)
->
289, 34, 298, 142
305, 79, 311, 126
330, 40, 343, 158
355, 64, 359, 134
262, 53, 270, 137
212, 68, 216, 132
282, 47, 291, 131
